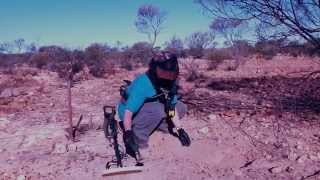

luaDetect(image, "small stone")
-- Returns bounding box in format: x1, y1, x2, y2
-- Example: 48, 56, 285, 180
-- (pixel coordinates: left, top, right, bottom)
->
12, 89, 20, 97
266, 154, 272, 160
16, 175, 26, 180
289, 152, 298, 161
295, 141, 303, 150
309, 155, 318, 161
198, 127, 209, 134
52, 143, 67, 154
0, 117, 10, 129
234, 169, 242, 176
2, 173, 11, 179
297, 155, 308, 163
67, 143, 77, 152
262, 123, 270, 128
269, 166, 283, 174
208, 114, 217, 121
0, 88, 13, 98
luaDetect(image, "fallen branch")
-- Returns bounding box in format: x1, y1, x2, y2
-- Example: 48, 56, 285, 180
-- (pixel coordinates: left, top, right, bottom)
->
301, 170, 320, 180
240, 160, 255, 169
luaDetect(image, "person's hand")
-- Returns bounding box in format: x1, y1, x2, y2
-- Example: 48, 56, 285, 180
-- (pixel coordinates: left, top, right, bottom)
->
177, 128, 191, 146
123, 130, 139, 158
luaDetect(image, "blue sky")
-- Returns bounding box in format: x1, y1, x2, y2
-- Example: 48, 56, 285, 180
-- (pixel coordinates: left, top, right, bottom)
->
0, 0, 214, 48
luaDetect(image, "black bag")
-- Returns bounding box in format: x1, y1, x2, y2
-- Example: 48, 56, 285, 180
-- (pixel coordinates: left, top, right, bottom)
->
119, 80, 131, 101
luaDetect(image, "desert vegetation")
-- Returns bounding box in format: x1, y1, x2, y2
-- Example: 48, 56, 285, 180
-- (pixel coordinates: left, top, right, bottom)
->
1, 1, 320, 179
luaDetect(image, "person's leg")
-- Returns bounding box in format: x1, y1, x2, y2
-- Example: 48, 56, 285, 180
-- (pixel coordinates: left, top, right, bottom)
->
131, 102, 166, 149
157, 101, 188, 132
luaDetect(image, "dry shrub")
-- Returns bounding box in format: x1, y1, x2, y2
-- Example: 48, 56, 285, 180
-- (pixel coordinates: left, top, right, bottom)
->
119, 42, 153, 70
120, 49, 134, 70
205, 49, 232, 70
128, 42, 153, 65
254, 39, 284, 60
14, 66, 38, 77
29, 52, 49, 69
0, 54, 31, 69
281, 41, 319, 57
84, 43, 108, 77
181, 58, 203, 82
120, 59, 133, 71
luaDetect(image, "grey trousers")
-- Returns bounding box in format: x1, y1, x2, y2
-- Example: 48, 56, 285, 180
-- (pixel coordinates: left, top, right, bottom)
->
132, 101, 187, 149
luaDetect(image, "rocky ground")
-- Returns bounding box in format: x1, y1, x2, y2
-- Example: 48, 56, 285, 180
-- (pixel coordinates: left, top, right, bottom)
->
0, 55, 320, 180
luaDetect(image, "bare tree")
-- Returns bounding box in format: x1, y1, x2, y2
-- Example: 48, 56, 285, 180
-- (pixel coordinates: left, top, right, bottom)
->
210, 18, 250, 66
26, 43, 37, 53
0, 42, 13, 54
14, 38, 25, 53
210, 18, 246, 46
185, 31, 216, 58
195, 0, 320, 51
135, 4, 167, 47
84, 43, 109, 77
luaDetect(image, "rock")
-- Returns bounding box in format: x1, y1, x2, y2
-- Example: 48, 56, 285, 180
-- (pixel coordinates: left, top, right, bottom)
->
28, 92, 34, 96
1, 173, 10, 179
309, 155, 319, 161
262, 122, 271, 128
11, 88, 21, 97
22, 134, 47, 148
289, 152, 298, 161
52, 143, 67, 154
0, 117, 10, 129
297, 155, 308, 163
295, 141, 303, 150
67, 143, 77, 152
234, 169, 242, 176
0, 88, 13, 98
269, 166, 283, 174
265, 154, 272, 160
208, 114, 217, 121
16, 175, 26, 180
198, 127, 209, 134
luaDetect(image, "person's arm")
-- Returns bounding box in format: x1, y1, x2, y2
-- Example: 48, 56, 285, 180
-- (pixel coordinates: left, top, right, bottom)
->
123, 77, 146, 131
122, 109, 140, 159
123, 110, 133, 131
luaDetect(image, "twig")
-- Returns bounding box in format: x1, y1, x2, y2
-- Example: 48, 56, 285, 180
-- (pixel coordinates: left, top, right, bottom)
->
240, 159, 255, 169
301, 170, 320, 180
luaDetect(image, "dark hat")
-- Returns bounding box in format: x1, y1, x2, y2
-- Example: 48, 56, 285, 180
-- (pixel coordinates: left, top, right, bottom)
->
150, 51, 179, 73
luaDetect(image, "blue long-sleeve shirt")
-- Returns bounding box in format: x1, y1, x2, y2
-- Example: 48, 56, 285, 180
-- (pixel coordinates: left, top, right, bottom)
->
117, 73, 177, 121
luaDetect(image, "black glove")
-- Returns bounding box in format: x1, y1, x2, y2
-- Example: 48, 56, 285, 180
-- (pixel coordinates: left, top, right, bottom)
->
177, 128, 191, 147
123, 130, 139, 158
